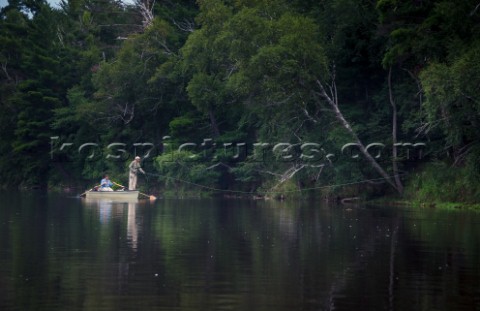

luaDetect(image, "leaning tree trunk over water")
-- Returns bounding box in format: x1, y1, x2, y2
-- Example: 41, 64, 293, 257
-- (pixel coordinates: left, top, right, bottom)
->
314, 75, 401, 193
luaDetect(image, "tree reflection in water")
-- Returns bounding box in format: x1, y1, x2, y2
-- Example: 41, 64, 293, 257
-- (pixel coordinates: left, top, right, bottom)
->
0, 195, 478, 311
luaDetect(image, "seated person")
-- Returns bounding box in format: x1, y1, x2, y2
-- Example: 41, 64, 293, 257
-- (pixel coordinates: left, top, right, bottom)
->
99, 174, 114, 191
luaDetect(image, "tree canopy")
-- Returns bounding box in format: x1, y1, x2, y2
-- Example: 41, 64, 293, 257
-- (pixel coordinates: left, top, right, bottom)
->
1, 0, 479, 202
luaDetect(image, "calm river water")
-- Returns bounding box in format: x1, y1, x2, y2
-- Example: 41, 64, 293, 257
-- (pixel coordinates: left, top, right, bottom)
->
0, 191, 479, 311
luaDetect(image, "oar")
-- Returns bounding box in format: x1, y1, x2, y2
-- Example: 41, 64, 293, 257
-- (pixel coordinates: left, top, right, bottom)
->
111, 181, 125, 190
113, 181, 157, 201
79, 185, 99, 197
139, 192, 157, 200
112, 181, 126, 190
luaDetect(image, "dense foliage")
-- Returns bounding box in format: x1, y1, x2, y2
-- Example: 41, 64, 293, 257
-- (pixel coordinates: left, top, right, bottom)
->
1, 0, 479, 203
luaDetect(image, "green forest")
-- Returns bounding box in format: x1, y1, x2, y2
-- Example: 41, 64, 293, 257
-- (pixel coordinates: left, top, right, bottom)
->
1, 0, 479, 205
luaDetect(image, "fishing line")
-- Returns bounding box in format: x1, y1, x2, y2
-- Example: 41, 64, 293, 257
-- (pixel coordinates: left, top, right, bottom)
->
144, 172, 407, 195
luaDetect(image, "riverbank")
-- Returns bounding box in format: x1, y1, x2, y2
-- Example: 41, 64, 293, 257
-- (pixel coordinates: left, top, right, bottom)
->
368, 197, 480, 210
399, 162, 480, 210
39, 161, 480, 210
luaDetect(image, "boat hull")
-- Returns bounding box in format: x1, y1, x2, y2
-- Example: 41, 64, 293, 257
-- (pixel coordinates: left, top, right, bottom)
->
85, 190, 139, 200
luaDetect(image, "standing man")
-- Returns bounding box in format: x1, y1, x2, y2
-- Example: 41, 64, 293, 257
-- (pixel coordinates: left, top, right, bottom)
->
129, 156, 145, 190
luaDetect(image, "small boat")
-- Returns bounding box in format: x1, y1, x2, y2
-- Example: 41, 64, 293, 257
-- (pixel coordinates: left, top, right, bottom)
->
84, 190, 139, 200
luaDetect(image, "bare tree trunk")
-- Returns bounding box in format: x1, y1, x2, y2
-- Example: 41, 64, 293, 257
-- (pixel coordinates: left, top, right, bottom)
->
388, 67, 404, 194
470, 2, 480, 16
136, 0, 155, 29
208, 109, 220, 138
315, 78, 400, 192
268, 164, 305, 193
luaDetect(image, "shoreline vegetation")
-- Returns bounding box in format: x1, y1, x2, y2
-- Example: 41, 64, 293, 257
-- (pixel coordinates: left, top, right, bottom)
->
1, 0, 479, 208
27, 161, 480, 210
14, 184, 480, 211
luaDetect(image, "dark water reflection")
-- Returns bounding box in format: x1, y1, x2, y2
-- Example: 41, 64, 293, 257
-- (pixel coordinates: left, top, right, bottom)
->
0, 192, 479, 311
